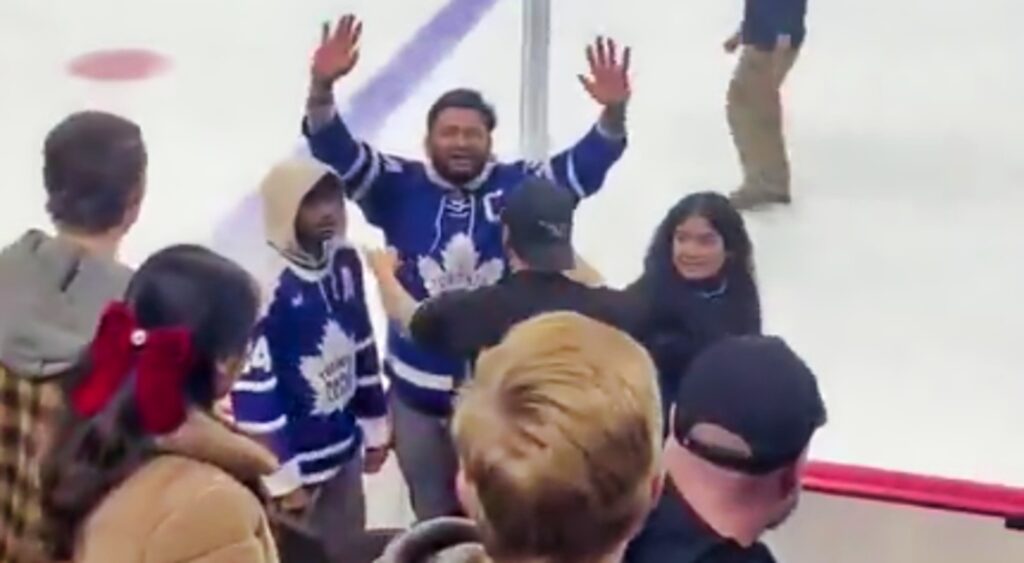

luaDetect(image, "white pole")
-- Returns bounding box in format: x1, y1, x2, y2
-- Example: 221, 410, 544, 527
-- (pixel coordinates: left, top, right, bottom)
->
519, 0, 551, 162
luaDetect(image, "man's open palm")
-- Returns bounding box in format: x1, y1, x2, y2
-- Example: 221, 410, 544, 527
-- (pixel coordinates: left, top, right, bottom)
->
578, 37, 632, 107
312, 14, 362, 86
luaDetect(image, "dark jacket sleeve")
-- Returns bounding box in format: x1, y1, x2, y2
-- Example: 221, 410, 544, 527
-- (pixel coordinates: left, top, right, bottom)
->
770, 0, 806, 37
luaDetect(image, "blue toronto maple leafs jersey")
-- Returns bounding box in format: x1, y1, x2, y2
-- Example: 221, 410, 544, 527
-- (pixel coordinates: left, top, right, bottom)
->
230, 243, 387, 493
305, 113, 626, 416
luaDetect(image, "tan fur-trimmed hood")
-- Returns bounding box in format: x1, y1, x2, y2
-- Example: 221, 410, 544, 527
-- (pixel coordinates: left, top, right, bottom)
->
259, 157, 340, 269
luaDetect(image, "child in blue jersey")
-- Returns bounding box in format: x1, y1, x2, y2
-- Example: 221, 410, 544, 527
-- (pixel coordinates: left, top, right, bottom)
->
230, 156, 388, 560
301, 14, 634, 520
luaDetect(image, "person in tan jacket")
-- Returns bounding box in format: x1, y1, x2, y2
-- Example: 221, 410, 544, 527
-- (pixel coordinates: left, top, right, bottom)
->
40, 245, 280, 563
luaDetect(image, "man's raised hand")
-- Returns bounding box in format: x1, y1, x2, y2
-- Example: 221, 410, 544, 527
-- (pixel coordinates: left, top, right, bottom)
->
312, 14, 363, 88
578, 36, 632, 107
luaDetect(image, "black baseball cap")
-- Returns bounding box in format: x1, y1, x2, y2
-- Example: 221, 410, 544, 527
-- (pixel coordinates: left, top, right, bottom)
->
502, 177, 576, 272
672, 336, 827, 475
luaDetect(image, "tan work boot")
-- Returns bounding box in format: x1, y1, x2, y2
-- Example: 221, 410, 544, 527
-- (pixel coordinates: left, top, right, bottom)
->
728, 187, 791, 210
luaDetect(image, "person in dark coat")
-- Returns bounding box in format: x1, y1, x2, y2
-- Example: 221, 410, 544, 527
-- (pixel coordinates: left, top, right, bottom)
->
625, 192, 764, 563
628, 191, 762, 429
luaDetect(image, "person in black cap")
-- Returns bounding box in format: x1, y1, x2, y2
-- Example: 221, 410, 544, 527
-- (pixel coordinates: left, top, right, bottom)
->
627, 335, 827, 563
366, 175, 642, 366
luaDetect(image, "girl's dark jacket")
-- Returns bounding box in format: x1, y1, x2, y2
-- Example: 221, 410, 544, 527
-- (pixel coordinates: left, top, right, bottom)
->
627, 258, 762, 429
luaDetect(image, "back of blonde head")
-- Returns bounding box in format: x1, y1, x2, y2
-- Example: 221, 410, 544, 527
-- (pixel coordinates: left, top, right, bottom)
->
453, 312, 662, 563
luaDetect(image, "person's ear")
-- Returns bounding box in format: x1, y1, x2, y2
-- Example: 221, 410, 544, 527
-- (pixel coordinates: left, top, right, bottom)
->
778, 464, 799, 497
120, 182, 146, 232
455, 467, 479, 519
650, 469, 665, 506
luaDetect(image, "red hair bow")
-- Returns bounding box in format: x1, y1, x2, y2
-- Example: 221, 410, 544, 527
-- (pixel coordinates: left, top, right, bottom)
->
71, 302, 194, 435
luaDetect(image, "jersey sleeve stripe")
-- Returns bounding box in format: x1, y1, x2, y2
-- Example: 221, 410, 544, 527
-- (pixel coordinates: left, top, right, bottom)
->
388, 357, 455, 391
294, 436, 357, 464
351, 148, 382, 202
236, 415, 287, 434
340, 143, 369, 182
566, 153, 586, 199
232, 377, 278, 393
357, 374, 382, 387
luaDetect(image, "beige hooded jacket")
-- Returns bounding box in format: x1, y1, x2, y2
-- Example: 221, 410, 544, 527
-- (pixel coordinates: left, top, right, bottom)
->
259, 156, 344, 272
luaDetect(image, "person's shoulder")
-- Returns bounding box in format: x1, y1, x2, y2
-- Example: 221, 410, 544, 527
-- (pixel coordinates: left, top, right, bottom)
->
482, 159, 542, 191
136, 456, 272, 561
259, 258, 300, 310
89, 454, 265, 541
0, 229, 131, 293
140, 455, 264, 509
586, 283, 647, 309
383, 156, 427, 180
377, 517, 484, 563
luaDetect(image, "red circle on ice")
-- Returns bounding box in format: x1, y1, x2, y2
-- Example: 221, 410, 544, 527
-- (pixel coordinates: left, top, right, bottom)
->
67, 49, 171, 81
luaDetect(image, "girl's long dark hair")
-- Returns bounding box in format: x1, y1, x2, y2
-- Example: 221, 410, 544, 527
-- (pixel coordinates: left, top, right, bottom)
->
636, 192, 762, 431
638, 191, 762, 343
642, 191, 756, 289
41, 245, 259, 560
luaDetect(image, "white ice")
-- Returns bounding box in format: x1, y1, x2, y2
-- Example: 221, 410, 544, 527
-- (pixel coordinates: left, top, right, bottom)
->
1, 0, 1021, 524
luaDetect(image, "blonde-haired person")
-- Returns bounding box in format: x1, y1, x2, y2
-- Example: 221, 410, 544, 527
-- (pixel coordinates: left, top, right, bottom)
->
377, 312, 663, 563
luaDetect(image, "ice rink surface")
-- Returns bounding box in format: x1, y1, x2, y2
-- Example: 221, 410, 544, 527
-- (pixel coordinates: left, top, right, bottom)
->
2, 0, 1021, 524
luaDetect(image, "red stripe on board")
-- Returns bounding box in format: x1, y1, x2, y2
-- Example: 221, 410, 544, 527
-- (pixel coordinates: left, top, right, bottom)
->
804, 461, 1024, 525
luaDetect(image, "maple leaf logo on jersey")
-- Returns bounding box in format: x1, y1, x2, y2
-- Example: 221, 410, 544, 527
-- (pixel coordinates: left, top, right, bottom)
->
417, 233, 504, 297
300, 321, 358, 416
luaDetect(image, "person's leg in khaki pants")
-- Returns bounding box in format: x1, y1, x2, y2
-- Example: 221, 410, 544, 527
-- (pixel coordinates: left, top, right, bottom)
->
727, 45, 799, 209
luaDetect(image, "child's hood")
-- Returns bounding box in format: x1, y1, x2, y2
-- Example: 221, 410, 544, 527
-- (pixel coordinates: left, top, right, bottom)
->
259, 156, 341, 261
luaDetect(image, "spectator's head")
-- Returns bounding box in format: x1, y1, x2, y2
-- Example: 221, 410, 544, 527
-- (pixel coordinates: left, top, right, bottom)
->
645, 191, 752, 283
260, 157, 347, 263
295, 174, 346, 253
43, 111, 147, 242
501, 177, 576, 273
425, 88, 496, 185
453, 312, 663, 563
43, 245, 261, 559
121, 245, 261, 403
666, 336, 826, 542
